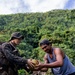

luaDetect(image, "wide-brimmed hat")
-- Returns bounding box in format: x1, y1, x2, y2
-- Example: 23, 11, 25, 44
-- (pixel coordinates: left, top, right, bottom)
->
10, 32, 24, 41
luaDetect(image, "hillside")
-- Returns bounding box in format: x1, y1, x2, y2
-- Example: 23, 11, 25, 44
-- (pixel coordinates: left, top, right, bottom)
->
0, 9, 75, 65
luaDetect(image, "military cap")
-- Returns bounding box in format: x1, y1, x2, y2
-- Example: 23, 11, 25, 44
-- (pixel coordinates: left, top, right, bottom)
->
10, 32, 24, 41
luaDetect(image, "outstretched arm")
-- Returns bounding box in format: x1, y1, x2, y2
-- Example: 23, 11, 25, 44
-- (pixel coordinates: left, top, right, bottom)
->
2, 43, 34, 69
40, 54, 48, 72
38, 48, 64, 68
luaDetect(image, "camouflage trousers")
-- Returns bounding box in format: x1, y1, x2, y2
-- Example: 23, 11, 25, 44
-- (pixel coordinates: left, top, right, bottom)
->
0, 67, 8, 75
0, 67, 18, 75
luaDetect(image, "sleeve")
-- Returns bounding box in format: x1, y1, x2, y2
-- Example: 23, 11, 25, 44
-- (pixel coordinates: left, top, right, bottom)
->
2, 43, 28, 65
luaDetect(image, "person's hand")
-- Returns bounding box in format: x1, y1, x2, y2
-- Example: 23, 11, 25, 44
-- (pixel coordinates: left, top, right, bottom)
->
35, 63, 44, 70
27, 59, 35, 69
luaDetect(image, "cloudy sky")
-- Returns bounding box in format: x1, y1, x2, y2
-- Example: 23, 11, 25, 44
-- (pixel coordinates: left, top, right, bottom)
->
0, 0, 75, 14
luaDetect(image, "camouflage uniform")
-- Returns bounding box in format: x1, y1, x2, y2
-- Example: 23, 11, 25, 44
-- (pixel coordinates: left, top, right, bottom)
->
0, 32, 30, 75
0, 42, 29, 75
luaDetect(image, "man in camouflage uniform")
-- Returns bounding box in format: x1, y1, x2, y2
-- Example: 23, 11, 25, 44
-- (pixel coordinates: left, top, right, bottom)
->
0, 32, 34, 75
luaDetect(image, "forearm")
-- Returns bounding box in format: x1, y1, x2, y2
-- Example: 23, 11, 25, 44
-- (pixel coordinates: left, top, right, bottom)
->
43, 61, 63, 68
40, 68, 48, 72
32, 67, 48, 72
2, 46, 28, 64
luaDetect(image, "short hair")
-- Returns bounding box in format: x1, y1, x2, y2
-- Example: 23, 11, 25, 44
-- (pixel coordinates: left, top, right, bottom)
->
39, 39, 52, 46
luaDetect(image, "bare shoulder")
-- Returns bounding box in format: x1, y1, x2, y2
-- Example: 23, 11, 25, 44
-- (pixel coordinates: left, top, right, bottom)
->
54, 48, 62, 53
44, 54, 48, 59
54, 48, 65, 58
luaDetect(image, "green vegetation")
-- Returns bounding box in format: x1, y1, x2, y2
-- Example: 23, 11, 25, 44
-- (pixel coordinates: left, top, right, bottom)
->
0, 9, 75, 75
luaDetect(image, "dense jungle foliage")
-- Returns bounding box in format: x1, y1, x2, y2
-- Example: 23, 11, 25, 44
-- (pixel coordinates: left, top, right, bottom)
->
0, 9, 75, 75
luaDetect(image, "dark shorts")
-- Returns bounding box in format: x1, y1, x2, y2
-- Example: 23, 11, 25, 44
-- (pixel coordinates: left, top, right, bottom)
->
69, 72, 75, 75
